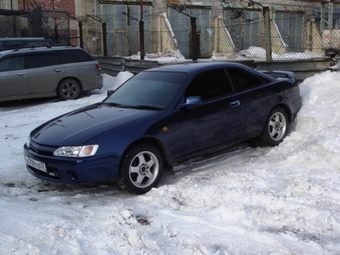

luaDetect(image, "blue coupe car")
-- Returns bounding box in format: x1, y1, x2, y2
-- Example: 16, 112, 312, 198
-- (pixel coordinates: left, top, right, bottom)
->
24, 62, 302, 194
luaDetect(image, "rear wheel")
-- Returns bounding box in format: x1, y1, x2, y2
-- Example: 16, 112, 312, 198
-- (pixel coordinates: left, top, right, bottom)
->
57, 79, 80, 100
259, 107, 288, 146
118, 144, 164, 194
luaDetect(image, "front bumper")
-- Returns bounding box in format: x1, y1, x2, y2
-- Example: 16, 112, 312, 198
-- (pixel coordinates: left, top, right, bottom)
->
23, 143, 118, 184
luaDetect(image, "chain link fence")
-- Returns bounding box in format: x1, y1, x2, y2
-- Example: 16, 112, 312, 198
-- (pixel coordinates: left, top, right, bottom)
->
92, 5, 329, 61
0, 4, 333, 61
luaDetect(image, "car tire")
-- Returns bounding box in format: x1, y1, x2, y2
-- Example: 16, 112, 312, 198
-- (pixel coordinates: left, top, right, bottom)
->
57, 79, 81, 100
118, 144, 164, 194
259, 107, 288, 146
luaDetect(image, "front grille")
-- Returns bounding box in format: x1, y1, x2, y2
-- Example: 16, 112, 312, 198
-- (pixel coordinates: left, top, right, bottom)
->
29, 144, 54, 156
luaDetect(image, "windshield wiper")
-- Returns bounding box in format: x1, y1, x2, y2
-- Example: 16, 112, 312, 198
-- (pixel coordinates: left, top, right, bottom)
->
100, 102, 127, 108
130, 105, 162, 110
101, 102, 162, 110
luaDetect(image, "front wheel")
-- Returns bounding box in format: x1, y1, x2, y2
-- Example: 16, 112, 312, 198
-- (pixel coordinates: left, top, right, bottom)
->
259, 107, 288, 146
57, 79, 81, 100
118, 144, 164, 194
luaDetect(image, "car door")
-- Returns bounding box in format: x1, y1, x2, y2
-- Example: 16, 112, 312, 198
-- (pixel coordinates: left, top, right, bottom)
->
170, 68, 246, 160
226, 67, 274, 136
26, 51, 65, 94
0, 54, 29, 99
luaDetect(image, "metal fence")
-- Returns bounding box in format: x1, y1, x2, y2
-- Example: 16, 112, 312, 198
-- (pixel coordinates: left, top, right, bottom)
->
1, 4, 335, 61
94, 5, 330, 61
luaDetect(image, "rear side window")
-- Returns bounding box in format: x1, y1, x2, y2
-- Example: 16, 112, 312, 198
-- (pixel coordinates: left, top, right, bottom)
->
55, 49, 94, 64
227, 67, 268, 93
0, 42, 3, 51
27, 52, 60, 68
0, 55, 25, 71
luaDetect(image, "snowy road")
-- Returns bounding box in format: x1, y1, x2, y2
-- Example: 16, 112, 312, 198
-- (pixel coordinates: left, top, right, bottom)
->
1, 71, 340, 254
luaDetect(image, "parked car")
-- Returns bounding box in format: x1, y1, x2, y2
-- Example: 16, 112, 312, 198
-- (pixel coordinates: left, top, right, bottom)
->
23, 62, 302, 194
0, 46, 103, 102
0, 37, 54, 51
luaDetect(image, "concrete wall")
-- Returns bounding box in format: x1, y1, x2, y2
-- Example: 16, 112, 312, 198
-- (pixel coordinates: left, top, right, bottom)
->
157, 13, 178, 53
73, 0, 101, 55
213, 17, 237, 58
3, 0, 340, 56
306, 21, 324, 55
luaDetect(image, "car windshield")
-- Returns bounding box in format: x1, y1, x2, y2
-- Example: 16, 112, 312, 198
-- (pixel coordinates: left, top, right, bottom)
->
103, 71, 187, 110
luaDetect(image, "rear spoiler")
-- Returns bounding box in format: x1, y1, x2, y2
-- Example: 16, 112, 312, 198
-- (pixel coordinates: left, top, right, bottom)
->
259, 70, 295, 79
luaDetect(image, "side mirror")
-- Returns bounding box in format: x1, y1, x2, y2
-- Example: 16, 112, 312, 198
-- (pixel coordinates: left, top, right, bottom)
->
179, 96, 202, 109
107, 90, 115, 97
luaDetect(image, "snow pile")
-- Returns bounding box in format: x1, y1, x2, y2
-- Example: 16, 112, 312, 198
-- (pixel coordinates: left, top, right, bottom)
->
240, 46, 325, 60
0, 71, 340, 254
127, 49, 187, 64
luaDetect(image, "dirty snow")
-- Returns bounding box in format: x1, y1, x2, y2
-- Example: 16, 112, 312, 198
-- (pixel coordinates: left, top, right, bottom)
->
1, 70, 340, 255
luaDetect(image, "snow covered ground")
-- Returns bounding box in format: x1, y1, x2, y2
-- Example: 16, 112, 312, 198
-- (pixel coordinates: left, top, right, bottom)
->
1, 70, 340, 255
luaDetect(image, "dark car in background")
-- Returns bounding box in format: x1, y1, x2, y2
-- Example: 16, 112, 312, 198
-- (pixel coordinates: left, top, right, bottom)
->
0, 37, 54, 51
23, 62, 302, 194
0, 46, 103, 102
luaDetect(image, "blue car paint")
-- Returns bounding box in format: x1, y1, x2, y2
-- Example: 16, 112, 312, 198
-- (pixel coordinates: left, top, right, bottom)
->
24, 106, 174, 183
23, 62, 302, 185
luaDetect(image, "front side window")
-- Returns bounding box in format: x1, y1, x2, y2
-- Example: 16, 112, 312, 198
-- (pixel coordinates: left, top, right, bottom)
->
185, 68, 233, 101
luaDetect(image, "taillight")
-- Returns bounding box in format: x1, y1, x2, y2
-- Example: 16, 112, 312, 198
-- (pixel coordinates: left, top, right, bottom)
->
96, 64, 101, 71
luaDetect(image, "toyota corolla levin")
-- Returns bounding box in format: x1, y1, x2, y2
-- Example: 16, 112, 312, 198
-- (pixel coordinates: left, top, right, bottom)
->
23, 62, 302, 194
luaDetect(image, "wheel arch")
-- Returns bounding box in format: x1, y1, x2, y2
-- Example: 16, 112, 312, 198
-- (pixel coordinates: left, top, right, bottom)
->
57, 77, 83, 91
268, 103, 292, 123
119, 137, 170, 169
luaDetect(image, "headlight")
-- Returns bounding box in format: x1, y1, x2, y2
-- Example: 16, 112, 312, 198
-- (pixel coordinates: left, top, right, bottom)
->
53, 145, 99, 157
26, 136, 31, 147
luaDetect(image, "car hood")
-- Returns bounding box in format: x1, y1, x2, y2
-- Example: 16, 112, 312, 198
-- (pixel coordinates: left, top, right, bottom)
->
31, 103, 157, 146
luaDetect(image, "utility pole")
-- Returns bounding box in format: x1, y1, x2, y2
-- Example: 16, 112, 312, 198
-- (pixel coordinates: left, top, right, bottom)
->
140, 0, 145, 60
10, 0, 15, 36
191, 17, 198, 62
170, 5, 198, 61
122, 2, 145, 60
87, 15, 108, 56
52, 0, 59, 44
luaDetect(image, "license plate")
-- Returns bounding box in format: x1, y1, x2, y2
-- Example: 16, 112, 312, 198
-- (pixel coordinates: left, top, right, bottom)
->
25, 157, 47, 172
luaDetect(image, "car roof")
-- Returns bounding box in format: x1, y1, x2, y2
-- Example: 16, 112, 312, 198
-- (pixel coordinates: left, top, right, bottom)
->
144, 61, 247, 73
0, 37, 47, 41
0, 45, 80, 55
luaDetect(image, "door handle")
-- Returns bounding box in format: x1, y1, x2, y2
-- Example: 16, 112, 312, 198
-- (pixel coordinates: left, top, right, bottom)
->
230, 100, 240, 107
17, 73, 26, 76
54, 69, 62, 72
